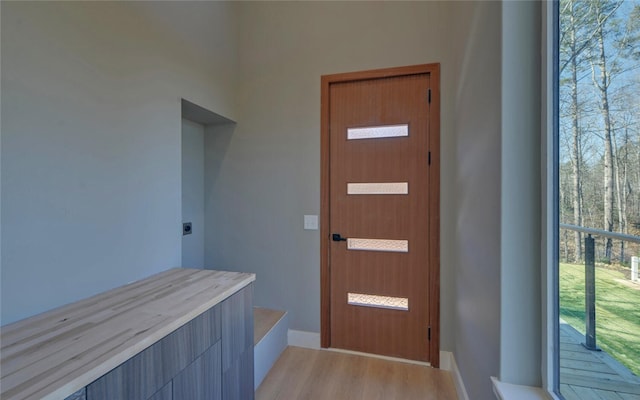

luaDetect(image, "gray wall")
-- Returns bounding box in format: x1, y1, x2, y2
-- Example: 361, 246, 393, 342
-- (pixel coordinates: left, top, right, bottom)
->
1, 1, 238, 324
204, 123, 235, 270
206, 0, 459, 340
448, 2, 502, 398
1, 2, 545, 399
182, 119, 205, 269
501, 1, 542, 387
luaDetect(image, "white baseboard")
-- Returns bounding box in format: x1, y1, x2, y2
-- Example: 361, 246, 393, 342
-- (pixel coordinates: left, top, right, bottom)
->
439, 350, 453, 370
287, 329, 321, 349
440, 351, 470, 400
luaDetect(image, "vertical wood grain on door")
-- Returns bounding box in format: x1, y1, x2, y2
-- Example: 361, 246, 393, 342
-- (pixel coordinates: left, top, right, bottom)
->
321, 64, 440, 365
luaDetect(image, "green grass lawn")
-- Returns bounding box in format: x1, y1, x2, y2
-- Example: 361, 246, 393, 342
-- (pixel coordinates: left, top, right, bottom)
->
560, 263, 640, 376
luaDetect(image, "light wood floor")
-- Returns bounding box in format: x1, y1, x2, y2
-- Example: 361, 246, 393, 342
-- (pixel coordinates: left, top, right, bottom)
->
256, 346, 458, 400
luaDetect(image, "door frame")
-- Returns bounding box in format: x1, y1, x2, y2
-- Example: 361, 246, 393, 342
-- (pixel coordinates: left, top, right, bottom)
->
320, 63, 440, 367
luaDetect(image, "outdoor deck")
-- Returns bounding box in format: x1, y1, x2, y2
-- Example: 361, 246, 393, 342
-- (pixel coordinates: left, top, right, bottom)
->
560, 321, 640, 400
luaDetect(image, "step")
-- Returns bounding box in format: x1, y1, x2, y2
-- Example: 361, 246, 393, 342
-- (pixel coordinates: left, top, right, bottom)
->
253, 307, 288, 389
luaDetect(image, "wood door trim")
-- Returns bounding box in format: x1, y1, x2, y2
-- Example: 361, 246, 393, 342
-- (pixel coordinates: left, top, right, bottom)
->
320, 63, 441, 367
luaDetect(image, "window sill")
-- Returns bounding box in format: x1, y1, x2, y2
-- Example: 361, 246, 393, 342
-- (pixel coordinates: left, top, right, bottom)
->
491, 377, 554, 400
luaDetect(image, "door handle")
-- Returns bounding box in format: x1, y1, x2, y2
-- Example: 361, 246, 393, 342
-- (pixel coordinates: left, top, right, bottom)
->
332, 233, 347, 242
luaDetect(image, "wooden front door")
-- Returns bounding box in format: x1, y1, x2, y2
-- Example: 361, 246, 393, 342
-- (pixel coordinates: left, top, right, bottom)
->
320, 64, 440, 365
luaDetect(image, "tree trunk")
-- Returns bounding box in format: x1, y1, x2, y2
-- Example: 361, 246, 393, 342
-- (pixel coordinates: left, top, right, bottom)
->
619, 127, 630, 262
613, 125, 630, 263
613, 129, 623, 262
592, 10, 614, 263
569, 0, 583, 262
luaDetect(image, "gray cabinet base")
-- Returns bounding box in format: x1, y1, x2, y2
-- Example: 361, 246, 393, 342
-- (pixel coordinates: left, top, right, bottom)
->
77, 283, 253, 400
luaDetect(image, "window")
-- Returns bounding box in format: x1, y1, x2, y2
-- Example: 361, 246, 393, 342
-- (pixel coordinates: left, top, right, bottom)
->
555, 1, 640, 398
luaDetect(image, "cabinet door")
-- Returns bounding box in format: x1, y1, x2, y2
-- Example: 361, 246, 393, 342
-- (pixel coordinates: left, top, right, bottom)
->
222, 346, 254, 400
173, 341, 222, 400
222, 284, 254, 400
64, 387, 86, 400
148, 382, 172, 400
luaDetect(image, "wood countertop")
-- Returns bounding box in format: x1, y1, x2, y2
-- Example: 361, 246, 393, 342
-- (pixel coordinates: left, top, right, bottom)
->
0, 268, 255, 400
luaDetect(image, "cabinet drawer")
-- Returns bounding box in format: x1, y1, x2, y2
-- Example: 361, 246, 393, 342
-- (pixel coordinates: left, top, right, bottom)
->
173, 341, 222, 400
64, 387, 86, 400
87, 305, 221, 400
148, 382, 172, 400
222, 346, 254, 400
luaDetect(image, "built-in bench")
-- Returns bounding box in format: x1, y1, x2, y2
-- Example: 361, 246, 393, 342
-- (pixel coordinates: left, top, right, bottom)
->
253, 307, 288, 389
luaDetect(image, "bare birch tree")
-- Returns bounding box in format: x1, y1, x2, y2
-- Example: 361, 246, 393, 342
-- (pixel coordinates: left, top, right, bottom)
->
589, 0, 623, 263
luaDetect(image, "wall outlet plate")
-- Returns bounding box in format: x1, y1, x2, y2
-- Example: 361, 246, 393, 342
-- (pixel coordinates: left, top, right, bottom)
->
183, 222, 192, 235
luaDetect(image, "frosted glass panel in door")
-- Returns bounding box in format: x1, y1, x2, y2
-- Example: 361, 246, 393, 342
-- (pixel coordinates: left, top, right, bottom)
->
347, 124, 408, 140
347, 293, 409, 311
347, 182, 408, 195
347, 238, 409, 253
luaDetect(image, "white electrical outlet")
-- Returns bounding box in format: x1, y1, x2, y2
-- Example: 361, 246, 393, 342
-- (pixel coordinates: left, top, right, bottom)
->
304, 215, 318, 230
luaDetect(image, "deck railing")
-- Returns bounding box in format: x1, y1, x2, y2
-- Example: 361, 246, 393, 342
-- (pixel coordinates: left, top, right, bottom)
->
560, 224, 640, 350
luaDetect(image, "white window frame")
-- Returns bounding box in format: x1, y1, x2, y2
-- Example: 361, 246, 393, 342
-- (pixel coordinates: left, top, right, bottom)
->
542, 0, 561, 397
